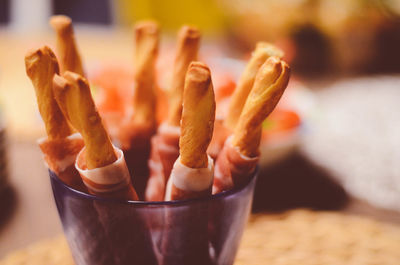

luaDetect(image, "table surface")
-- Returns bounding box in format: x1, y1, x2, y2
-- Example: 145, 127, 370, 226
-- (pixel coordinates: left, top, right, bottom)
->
1, 27, 400, 259
2, 210, 400, 265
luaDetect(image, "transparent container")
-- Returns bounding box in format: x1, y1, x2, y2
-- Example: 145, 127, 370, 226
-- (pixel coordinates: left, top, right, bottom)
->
50, 168, 258, 265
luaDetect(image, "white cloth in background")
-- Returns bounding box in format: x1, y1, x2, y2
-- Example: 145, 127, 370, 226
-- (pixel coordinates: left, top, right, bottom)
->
301, 76, 400, 211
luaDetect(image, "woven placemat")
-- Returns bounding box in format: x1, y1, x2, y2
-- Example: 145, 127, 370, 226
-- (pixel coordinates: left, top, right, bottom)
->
1, 210, 400, 265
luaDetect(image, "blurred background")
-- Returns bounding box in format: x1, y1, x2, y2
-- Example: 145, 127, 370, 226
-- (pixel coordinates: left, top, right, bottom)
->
0, 0, 399, 261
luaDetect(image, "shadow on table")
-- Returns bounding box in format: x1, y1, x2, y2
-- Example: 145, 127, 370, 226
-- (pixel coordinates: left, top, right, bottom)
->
253, 151, 349, 212
0, 185, 17, 232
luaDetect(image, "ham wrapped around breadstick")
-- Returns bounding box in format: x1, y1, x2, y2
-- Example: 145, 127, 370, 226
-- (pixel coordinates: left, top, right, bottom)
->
165, 62, 216, 200
49, 15, 85, 76
162, 62, 215, 265
146, 25, 200, 201
208, 42, 284, 159
213, 56, 290, 193
52, 73, 157, 264
25, 46, 85, 190
53, 72, 138, 200
117, 21, 159, 199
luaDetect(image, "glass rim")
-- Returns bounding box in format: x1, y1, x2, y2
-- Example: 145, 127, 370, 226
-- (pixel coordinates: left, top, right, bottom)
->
49, 167, 258, 206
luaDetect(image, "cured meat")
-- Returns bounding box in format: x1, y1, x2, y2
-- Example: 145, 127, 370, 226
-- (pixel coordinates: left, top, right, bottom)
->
38, 133, 86, 191
76, 147, 138, 200
145, 124, 180, 201
213, 137, 258, 194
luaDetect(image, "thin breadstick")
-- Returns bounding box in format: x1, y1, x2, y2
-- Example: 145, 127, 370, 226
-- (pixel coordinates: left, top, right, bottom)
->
25, 46, 74, 139
53, 72, 116, 169
167, 25, 201, 126
49, 15, 85, 76
225, 42, 284, 130
179, 62, 216, 168
232, 56, 290, 157
132, 20, 159, 124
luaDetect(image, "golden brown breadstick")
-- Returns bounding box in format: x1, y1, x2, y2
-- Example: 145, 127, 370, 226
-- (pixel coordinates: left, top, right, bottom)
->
225, 42, 284, 130
25, 46, 74, 139
232, 56, 290, 157
179, 62, 216, 168
49, 15, 85, 76
53, 72, 116, 169
132, 20, 159, 124
167, 25, 201, 126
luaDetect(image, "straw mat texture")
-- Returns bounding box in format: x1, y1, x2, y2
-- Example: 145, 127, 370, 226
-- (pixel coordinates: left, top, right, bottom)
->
1, 210, 399, 265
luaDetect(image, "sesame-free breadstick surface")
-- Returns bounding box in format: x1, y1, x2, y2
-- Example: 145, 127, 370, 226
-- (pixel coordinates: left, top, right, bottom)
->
50, 15, 85, 76
232, 57, 290, 157
132, 21, 159, 125
167, 25, 201, 126
179, 62, 216, 169
53, 72, 116, 169
25, 46, 74, 139
225, 42, 283, 130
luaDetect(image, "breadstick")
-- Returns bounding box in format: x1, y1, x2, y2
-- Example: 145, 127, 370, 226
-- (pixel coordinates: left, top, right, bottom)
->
179, 62, 216, 169
49, 15, 85, 76
25, 46, 74, 139
212, 57, 290, 194
225, 42, 283, 130
132, 20, 159, 125
232, 56, 290, 157
25, 46, 86, 191
52, 72, 116, 169
162, 62, 215, 265
167, 25, 201, 126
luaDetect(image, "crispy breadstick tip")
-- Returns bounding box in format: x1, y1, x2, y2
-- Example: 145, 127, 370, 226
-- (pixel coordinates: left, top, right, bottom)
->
50, 15, 85, 76
135, 20, 159, 34
49, 15, 72, 34
180, 62, 216, 168
179, 25, 201, 41
232, 57, 290, 157
256, 42, 284, 58
53, 72, 116, 169
167, 25, 201, 126
134, 20, 159, 72
225, 42, 284, 130
25, 46, 73, 139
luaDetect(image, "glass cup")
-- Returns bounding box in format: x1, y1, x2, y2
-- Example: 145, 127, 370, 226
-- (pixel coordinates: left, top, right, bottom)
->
50, 169, 258, 265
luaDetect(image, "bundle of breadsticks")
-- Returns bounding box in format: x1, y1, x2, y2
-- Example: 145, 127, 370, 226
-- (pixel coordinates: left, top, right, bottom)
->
145, 41, 289, 200
26, 15, 290, 203
25, 46, 85, 191
26, 16, 138, 200
213, 56, 290, 193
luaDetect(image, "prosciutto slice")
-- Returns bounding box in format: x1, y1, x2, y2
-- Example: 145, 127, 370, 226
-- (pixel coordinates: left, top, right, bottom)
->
76, 146, 138, 200
213, 136, 259, 194
145, 123, 180, 201
115, 119, 156, 199
207, 119, 231, 160
76, 146, 156, 264
165, 155, 214, 201
38, 133, 85, 190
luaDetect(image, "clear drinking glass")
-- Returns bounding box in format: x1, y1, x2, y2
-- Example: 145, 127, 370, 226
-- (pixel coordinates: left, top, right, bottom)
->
50, 168, 258, 265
